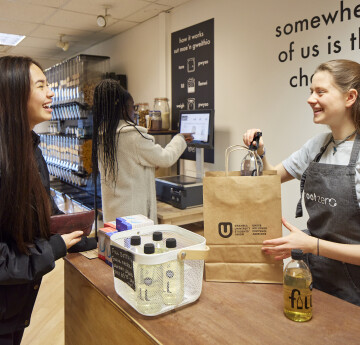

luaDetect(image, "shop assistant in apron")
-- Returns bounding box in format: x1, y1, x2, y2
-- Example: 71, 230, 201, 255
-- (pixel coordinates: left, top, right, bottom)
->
296, 133, 360, 306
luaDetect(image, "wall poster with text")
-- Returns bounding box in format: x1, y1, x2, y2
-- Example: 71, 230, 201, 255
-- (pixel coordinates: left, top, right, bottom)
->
171, 18, 214, 163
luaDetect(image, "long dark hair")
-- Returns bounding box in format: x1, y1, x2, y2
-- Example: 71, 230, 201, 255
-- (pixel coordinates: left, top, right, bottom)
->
0, 56, 51, 254
92, 79, 136, 184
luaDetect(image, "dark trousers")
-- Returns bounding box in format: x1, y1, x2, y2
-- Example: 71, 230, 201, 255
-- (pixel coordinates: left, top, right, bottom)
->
0, 329, 25, 345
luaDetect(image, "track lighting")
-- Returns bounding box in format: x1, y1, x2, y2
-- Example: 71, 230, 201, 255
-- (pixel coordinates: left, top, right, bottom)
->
97, 7, 110, 27
56, 34, 69, 51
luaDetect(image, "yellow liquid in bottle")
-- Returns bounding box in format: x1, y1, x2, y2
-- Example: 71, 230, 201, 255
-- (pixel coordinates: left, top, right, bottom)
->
136, 264, 162, 315
283, 268, 312, 322
162, 260, 184, 305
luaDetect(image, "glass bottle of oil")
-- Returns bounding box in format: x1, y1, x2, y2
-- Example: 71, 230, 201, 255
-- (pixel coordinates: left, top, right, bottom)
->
162, 238, 184, 305
136, 243, 162, 315
283, 249, 312, 322
240, 131, 263, 176
153, 231, 165, 253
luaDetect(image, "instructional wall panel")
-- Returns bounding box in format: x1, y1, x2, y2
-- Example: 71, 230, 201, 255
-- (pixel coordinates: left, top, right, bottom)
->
171, 18, 214, 163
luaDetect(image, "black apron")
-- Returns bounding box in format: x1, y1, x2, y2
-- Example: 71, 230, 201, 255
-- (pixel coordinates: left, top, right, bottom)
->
296, 133, 360, 306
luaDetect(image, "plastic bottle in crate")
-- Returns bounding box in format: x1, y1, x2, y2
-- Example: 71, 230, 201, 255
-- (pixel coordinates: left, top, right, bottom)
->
136, 243, 162, 314
130, 235, 142, 253
162, 238, 184, 305
153, 231, 165, 253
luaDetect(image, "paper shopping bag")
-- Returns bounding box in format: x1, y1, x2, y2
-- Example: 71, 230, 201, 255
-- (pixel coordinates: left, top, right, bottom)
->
205, 244, 283, 283
203, 145, 283, 283
203, 171, 282, 245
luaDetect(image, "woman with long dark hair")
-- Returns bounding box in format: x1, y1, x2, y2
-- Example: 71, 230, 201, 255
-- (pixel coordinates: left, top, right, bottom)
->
0, 56, 83, 345
92, 79, 192, 223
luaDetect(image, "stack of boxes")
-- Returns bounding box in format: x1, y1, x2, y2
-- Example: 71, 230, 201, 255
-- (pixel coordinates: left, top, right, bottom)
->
98, 214, 154, 266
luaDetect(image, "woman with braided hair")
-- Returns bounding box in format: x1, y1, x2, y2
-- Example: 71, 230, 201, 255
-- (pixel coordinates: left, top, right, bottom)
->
92, 79, 193, 223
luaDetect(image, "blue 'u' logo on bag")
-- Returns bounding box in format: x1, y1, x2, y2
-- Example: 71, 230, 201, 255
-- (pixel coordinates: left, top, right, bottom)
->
218, 222, 233, 238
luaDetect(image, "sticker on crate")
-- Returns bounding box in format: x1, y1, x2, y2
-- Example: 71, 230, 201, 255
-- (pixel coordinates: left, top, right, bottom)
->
111, 245, 136, 291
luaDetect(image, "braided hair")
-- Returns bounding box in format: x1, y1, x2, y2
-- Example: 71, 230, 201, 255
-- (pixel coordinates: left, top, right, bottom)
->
92, 79, 150, 185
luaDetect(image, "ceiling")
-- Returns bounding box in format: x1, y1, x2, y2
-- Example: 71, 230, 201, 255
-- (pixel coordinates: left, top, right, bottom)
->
0, 0, 191, 68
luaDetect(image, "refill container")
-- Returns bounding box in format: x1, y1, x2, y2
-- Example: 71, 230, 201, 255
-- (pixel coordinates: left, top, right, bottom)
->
110, 224, 209, 316
126, 235, 142, 302
283, 249, 313, 322
240, 131, 263, 176
136, 243, 163, 315
153, 98, 170, 130
153, 231, 165, 253
136, 103, 149, 128
162, 238, 184, 305
148, 111, 162, 131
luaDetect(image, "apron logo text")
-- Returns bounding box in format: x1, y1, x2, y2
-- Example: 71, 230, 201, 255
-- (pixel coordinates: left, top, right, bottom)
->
305, 192, 337, 207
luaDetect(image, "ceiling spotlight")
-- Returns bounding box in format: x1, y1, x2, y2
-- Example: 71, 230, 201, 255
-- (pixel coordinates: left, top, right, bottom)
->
56, 34, 69, 51
97, 7, 110, 27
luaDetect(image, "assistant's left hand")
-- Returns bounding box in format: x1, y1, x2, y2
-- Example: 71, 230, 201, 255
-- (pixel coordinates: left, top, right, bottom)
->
262, 217, 317, 260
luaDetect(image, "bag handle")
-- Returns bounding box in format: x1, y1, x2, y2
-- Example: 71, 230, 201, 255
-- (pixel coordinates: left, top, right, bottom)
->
177, 245, 210, 261
225, 145, 259, 177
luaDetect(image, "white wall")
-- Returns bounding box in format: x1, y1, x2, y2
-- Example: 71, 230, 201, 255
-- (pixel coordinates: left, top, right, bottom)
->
83, 0, 360, 233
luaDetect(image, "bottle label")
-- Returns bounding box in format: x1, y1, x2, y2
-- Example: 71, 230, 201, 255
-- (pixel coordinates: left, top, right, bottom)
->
284, 286, 312, 311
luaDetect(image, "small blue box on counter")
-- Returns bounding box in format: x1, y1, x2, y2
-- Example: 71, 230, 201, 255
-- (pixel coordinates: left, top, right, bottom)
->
116, 214, 154, 231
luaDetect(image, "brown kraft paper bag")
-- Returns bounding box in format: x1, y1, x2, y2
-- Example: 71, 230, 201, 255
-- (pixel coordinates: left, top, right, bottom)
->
203, 145, 283, 283
205, 244, 283, 283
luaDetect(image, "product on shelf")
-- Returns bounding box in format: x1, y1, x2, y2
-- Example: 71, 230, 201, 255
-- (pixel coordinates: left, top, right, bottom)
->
148, 110, 162, 131
42, 54, 110, 188
153, 97, 170, 130
135, 103, 149, 128
45, 54, 110, 108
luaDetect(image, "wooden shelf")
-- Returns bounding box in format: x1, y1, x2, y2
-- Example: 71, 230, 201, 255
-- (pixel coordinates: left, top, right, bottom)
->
157, 201, 203, 225
148, 130, 178, 135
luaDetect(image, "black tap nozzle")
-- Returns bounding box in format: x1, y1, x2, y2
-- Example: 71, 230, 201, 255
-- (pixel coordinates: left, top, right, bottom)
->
249, 131, 262, 151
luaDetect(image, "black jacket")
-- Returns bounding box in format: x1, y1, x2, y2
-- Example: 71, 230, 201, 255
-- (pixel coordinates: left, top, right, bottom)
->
0, 132, 67, 334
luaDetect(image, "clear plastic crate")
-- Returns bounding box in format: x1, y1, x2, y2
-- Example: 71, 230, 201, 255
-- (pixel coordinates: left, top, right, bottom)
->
110, 224, 208, 316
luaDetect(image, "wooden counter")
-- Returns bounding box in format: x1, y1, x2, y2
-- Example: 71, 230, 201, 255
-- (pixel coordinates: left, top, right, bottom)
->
157, 201, 203, 225
64, 253, 360, 345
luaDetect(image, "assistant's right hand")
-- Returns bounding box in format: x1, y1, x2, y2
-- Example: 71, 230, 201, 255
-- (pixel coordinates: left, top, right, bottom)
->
61, 230, 83, 249
243, 128, 264, 154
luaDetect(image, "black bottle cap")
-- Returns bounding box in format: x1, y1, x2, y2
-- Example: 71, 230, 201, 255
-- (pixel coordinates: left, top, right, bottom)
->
144, 243, 155, 254
130, 235, 141, 246
153, 231, 163, 241
291, 249, 304, 260
166, 238, 177, 248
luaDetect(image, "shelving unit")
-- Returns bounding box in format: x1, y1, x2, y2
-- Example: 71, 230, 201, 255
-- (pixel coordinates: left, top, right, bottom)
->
40, 54, 110, 212
41, 54, 110, 188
